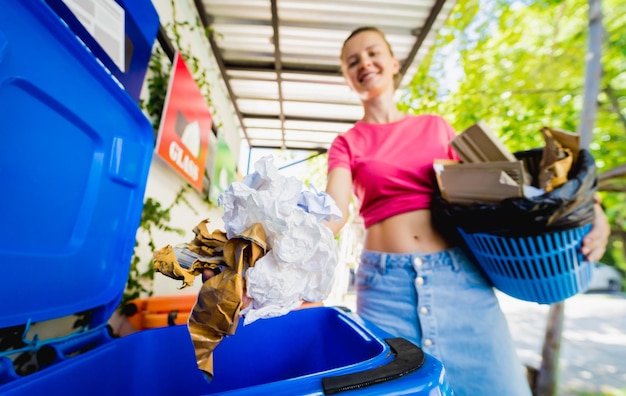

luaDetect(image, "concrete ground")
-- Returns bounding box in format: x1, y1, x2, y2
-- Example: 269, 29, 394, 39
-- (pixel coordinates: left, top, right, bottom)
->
500, 291, 626, 395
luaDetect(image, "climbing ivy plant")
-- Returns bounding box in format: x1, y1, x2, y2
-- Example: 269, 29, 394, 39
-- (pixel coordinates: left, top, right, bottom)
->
122, 189, 193, 307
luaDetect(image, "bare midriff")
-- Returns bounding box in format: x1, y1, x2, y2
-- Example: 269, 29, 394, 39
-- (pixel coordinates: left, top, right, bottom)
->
364, 209, 451, 254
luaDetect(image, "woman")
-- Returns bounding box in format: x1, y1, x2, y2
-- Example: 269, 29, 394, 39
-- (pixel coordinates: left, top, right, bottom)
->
324, 26, 610, 395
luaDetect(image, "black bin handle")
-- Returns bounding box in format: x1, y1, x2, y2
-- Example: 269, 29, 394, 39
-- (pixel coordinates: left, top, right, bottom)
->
322, 337, 425, 395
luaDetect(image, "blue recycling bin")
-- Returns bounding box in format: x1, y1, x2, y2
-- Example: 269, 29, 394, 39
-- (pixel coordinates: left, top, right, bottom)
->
1, 307, 453, 396
0, 2, 452, 395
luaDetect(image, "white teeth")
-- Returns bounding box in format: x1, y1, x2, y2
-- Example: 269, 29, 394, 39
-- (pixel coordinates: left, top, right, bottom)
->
360, 72, 375, 83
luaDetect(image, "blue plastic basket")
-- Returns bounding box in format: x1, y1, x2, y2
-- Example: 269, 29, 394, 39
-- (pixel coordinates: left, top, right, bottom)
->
458, 224, 593, 304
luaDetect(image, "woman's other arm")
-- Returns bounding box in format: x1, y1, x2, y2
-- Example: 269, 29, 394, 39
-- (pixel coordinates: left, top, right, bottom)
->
324, 167, 353, 236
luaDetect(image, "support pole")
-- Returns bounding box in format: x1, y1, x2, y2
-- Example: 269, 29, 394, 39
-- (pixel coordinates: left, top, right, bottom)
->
535, 1, 603, 395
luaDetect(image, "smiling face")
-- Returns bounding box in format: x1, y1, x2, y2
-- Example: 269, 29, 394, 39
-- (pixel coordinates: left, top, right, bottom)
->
340, 28, 399, 101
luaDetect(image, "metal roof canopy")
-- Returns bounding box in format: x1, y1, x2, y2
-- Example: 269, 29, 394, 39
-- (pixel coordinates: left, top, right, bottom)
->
194, 0, 457, 153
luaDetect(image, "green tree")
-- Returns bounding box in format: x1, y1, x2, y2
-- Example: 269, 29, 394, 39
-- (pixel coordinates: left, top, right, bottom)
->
401, 0, 626, 270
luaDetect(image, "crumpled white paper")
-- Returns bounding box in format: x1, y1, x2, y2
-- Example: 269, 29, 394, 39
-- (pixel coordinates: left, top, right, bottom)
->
218, 156, 341, 324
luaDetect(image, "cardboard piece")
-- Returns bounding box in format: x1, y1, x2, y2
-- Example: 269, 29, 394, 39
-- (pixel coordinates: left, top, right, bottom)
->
450, 121, 518, 163
542, 126, 580, 158
435, 159, 525, 204
538, 127, 578, 192
438, 121, 583, 204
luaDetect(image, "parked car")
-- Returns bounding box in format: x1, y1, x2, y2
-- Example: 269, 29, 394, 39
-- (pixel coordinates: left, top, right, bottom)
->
586, 263, 624, 292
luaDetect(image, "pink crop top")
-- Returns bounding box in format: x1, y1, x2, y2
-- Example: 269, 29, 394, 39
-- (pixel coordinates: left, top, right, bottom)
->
327, 114, 460, 228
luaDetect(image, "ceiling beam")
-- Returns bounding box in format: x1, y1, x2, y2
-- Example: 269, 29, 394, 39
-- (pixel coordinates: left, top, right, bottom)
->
223, 62, 342, 76
194, 0, 251, 147
399, 0, 447, 78
236, 97, 360, 107
241, 113, 358, 125
208, 16, 428, 37
251, 144, 329, 153
270, 0, 287, 149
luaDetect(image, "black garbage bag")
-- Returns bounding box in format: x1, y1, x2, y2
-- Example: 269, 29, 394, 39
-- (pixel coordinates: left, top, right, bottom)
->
432, 148, 597, 237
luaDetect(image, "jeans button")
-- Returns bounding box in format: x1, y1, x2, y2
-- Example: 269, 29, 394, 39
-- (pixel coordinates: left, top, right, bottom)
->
413, 257, 423, 267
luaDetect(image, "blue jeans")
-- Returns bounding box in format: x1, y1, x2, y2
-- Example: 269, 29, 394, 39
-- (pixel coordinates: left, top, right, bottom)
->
356, 247, 532, 396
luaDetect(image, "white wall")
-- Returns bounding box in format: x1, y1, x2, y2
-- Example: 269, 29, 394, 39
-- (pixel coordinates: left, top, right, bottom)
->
134, 0, 243, 297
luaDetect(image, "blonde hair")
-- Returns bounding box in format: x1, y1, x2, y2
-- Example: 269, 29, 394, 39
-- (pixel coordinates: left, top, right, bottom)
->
341, 26, 395, 58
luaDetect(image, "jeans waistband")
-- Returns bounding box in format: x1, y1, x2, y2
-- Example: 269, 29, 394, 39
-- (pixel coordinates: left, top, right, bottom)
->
360, 247, 466, 272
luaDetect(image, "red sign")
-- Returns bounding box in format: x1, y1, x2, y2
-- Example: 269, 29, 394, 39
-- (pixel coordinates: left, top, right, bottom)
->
155, 52, 213, 191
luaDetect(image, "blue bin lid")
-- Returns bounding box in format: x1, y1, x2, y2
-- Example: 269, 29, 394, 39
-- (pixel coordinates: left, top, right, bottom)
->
0, 1, 155, 329
44, 0, 160, 103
